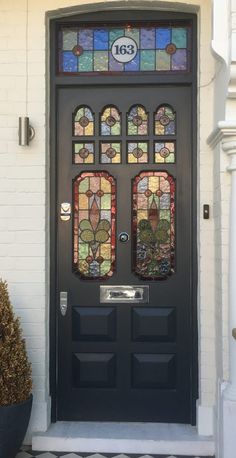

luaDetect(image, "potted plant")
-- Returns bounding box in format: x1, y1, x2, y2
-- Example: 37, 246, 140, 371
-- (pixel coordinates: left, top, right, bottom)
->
0, 279, 32, 458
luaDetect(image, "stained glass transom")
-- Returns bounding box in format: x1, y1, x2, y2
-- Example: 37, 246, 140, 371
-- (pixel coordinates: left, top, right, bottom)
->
127, 105, 148, 135
101, 106, 121, 135
133, 171, 175, 279
100, 142, 121, 163
74, 142, 94, 164
59, 24, 190, 74
74, 172, 116, 279
154, 105, 176, 135
74, 106, 94, 136
155, 141, 175, 163
127, 142, 148, 163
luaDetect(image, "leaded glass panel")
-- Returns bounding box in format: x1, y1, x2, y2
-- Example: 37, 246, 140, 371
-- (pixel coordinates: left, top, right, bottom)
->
59, 24, 190, 74
127, 142, 148, 163
127, 105, 148, 135
154, 141, 175, 163
74, 106, 94, 136
74, 142, 94, 163
100, 142, 121, 163
74, 172, 116, 279
100, 106, 121, 135
133, 171, 175, 279
154, 105, 176, 135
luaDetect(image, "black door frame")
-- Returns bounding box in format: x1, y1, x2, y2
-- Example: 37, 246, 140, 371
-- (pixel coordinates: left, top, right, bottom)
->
49, 9, 198, 424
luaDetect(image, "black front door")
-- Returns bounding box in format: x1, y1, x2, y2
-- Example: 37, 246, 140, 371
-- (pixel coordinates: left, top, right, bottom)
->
56, 84, 194, 422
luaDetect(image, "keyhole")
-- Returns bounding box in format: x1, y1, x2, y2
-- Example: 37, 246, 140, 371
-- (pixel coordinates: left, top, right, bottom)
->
119, 232, 129, 243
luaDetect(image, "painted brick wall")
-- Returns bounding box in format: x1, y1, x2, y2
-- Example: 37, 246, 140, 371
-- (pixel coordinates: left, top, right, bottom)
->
0, 0, 221, 439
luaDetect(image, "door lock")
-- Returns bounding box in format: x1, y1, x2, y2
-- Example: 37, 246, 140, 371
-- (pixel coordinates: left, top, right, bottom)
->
60, 202, 71, 221
119, 232, 129, 243
60, 292, 68, 316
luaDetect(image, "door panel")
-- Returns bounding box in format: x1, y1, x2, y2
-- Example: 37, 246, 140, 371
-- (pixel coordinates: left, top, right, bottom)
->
57, 85, 193, 422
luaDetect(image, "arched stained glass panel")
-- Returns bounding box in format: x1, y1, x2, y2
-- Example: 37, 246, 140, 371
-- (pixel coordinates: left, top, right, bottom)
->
127, 105, 148, 135
100, 106, 121, 136
74, 105, 94, 136
132, 171, 175, 279
73, 172, 116, 279
154, 105, 176, 135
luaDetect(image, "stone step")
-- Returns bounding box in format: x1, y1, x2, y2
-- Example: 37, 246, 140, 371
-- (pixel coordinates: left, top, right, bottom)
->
32, 422, 214, 456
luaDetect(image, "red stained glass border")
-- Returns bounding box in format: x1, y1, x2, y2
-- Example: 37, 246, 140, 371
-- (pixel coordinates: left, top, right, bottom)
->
132, 170, 175, 280
73, 171, 116, 280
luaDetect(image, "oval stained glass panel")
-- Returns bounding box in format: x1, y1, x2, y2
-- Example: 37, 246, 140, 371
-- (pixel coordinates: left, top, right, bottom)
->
74, 105, 94, 136
132, 171, 175, 279
154, 105, 176, 135
74, 172, 116, 279
127, 105, 148, 135
100, 106, 121, 135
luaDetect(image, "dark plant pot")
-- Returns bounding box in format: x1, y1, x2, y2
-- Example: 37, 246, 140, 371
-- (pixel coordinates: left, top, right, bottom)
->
0, 394, 33, 458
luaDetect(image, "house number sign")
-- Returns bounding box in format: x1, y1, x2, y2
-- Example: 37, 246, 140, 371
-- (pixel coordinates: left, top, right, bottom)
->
111, 37, 138, 63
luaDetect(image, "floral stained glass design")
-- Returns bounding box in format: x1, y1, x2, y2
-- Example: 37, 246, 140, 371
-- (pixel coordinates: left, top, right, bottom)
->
155, 141, 175, 163
59, 24, 190, 73
127, 142, 148, 163
74, 106, 94, 136
133, 171, 175, 279
74, 172, 116, 279
101, 106, 121, 135
74, 142, 94, 164
127, 105, 148, 135
155, 105, 176, 135
100, 142, 121, 163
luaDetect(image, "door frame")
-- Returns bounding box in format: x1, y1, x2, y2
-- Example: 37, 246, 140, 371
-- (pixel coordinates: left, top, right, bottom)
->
49, 8, 198, 424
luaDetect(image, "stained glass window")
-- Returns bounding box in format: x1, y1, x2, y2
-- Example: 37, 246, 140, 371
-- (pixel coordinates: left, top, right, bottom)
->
127, 142, 148, 163
100, 142, 121, 163
154, 105, 176, 135
127, 105, 148, 135
133, 171, 175, 279
59, 24, 190, 74
74, 172, 116, 279
155, 141, 175, 163
100, 106, 121, 135
74, 142, 94, 164
74, 106, 94, 136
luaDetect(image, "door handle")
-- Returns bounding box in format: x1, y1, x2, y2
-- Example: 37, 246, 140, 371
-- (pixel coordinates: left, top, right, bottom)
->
60, 291, 68, 316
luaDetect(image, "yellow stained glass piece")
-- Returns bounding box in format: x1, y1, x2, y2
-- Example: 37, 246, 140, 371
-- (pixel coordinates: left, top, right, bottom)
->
112, 154, 121, 163
137, 210, 148, 222
101, 177, 111, 193
149, 176, 160, 192
79, 194, 89, 209
128, 154, 137, 163
85, 122, 94, 135
100, 244, 111, 258
155, 122, 164, 135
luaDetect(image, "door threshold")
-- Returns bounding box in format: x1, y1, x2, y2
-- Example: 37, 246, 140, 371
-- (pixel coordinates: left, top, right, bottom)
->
32, 421, 214, 456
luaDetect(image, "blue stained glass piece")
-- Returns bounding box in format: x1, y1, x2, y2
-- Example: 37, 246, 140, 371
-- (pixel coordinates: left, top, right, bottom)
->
79, 29, 93, 50
172, 49, 187, 70
109, 54, 124, 71
94, 29, 109, 50
62, 51, 77, 72
160, 193, 170, 209
101, 123, 110, 135
166, 121, 175, 135
156, 28, 171, 49
137, 176, 148, 193
125, 51, 140, 71
140, 28, 155, 48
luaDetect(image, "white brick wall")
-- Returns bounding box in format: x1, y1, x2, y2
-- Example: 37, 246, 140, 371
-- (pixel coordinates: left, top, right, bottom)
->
0, 0, 226, 440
